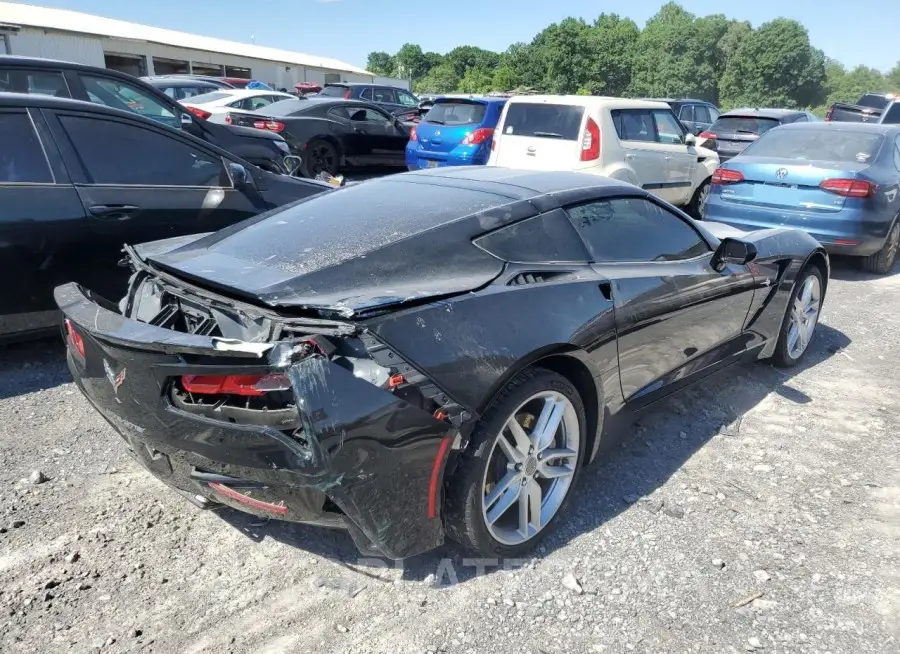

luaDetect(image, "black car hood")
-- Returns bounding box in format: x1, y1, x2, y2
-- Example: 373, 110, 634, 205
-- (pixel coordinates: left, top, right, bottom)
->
141, 178, 520, 316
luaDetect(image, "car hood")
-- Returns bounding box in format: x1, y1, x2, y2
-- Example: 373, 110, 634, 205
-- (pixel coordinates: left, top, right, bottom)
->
140, 178, 516, 316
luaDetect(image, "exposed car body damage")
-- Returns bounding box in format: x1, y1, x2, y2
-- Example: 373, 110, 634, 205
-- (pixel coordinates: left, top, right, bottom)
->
57, 168, 829, 559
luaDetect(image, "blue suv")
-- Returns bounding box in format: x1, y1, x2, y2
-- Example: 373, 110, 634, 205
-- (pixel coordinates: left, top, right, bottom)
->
406, 97, 507, 170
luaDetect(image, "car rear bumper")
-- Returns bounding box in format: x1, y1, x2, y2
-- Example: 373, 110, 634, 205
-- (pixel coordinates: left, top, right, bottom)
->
55, 282, 454, 559
703, 198, 889, 256
405, 144, 489, 170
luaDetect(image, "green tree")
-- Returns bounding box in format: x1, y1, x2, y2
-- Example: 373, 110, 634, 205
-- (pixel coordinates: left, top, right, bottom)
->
458, 67, 494, 94
423, 51, 444, 76
445, 46, 501, 79
491, 65, 518, 92
538, 18, 596, 94
888, 62, 900, 90
366, 51, 394, 76
588, 14, 640, 96
415, 64, 459, 94
394, 43, 428, 81
719, 18, 824, 109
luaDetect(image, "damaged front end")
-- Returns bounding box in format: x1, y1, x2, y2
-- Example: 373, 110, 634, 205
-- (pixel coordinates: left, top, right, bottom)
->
55, 250, 464, 559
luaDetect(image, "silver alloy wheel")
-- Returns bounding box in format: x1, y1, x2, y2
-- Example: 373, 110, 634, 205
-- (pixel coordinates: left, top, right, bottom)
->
786, 273, 821, 359
887, 223, 900, 263
481, 391, 580, 546
698, 182, 710, 213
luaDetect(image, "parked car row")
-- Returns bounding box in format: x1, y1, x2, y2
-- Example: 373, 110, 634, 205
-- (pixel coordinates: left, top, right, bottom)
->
826, 92, 900, 125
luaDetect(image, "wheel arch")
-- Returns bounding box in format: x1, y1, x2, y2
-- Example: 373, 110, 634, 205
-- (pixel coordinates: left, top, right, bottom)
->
803, 247, 830, 297
306, 134, 344, 163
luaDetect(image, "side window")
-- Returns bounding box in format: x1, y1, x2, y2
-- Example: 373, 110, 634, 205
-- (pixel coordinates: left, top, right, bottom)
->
245, 95, 275, 111
708, 107, 720, 121
59, 115, 225, 187
348, 107, 391, 123
326, 107, 352, 120
611, 109, 655, 142
163, 87, 177, 99
360, 88, 373, 101
0, 112, 53, 183
678, 104, 694, 122
79, 75, 178, 128
652, 110, 685, 144
474, 209, 590, 263
694, 105, 711, 124
893, 137, 900, 172
566, 197, 709, 262
372, 87, 397, 104
0, 68, 70, 97
178, 87, 206, 100
790, 114, 809, 123
397, 91, 418, 107
882, 103, 900, 124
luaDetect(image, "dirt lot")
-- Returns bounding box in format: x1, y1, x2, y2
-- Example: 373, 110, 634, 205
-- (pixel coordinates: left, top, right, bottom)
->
1, 258, 898, 654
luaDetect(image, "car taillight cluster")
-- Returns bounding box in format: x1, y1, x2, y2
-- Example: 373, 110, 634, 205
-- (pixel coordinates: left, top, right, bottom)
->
64, 319, 85, 359
711, 168, 744, 184
698, 131, 716, 140
409, 125, 418, 141
181, 373, 291, 397
252, 119, 286, 133
461, 127, 494, 146
819, 178, 876, 198
185, 106, 211, 121
580, 117, 600, 161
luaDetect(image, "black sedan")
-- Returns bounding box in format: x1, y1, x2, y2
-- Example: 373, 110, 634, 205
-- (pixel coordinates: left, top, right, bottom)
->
0, 93, 329, 342
56, 168, 828, 559
225, 98, 412, 177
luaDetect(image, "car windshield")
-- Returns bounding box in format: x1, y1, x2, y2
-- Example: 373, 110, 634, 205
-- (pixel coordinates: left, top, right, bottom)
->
320, 85, 349, 97
745, 129, 885, 162
183, 91, 233, 104
425, 100, 487, 126
501, 103, 584, 140
710, 116, 781, 135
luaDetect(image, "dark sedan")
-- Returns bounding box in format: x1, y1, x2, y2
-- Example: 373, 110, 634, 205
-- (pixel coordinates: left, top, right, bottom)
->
0, 93, 330, 341
57, 168, 828, 559
226, 98, 412, 177
699, 108, 819, 161
319, 82, 419, 114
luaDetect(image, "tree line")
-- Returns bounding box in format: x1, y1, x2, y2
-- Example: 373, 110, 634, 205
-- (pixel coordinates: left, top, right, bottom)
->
366, 2, 900, 116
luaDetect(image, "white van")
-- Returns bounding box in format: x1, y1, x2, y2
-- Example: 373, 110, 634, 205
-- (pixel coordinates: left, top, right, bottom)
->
487, 95, 719, 214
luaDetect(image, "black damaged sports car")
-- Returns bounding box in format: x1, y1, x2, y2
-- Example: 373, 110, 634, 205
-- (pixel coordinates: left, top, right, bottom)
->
55, 168, 829, 559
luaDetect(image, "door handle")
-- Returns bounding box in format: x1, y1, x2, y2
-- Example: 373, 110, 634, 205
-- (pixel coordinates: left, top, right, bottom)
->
598, 281, 612, 301
89, 204, 139, 219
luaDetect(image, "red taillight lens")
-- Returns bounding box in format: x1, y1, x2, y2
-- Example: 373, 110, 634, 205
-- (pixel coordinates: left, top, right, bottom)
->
64, 319, 85, 359
251, 119, 285, 132
344, 89, 351, 99
224, 114, 232, 125
409, 125, 418, 141
181, 373, 291, 396
711, 168, 744, 184
580, 117, 600, 161
819, 178, 876, 198
699, 131, 716, 140
185, 106, 212, 120
461, 127, 494, 145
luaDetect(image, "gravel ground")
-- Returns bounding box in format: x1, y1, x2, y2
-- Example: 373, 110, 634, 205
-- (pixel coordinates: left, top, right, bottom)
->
1, 257, 898, 654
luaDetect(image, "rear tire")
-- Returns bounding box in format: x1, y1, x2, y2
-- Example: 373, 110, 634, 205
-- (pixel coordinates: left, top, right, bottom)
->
773, 266, 824, 368
443, 368, 586, 557
861, 221, 899, 275
301, 139, 340, 178
688, 178, 711, 219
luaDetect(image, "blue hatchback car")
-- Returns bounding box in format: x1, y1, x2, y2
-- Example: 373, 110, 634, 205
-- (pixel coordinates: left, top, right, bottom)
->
406, 97, 507, 170
704, 122, 900, 274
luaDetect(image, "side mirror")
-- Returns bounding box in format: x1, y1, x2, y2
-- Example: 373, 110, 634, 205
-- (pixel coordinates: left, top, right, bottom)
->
180, 113, 193, 126
684, 133, 696, 146
228, 162, 254, 191
712, 237, 757, 271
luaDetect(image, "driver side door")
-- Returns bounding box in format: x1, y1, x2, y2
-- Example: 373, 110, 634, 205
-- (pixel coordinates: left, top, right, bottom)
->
565, 196, 758, 405
651, 109, 696, 206
347, 106, 407, 166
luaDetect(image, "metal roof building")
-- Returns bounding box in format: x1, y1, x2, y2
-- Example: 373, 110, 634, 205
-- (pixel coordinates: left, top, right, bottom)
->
0, 2, 379, 89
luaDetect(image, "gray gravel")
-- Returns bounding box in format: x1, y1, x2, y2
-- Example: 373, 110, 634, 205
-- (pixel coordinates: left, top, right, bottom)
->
1, 257, 898, 653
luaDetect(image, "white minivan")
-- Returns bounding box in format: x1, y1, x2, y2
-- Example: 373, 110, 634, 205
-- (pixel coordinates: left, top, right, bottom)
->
487, 95, 718, 214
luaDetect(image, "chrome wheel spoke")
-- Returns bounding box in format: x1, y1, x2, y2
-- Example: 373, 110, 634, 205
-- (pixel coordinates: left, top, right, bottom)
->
486, 483, 521, 525
505, 418, 532, 459
524, 478, 542, 535
485, 469, 522, 509
532, 398, 565, 452
497, 432, 525, 464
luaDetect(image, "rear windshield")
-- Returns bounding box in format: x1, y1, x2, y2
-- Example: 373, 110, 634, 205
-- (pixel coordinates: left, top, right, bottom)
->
320, 85, 349, 97
710, 116, 780, 135
858, 94, 893, 110
257, 99, 308, 116
425, 100, 487, 126
500, 103, 584, 140
745, 129, 884, 162
183, 91, 232, 104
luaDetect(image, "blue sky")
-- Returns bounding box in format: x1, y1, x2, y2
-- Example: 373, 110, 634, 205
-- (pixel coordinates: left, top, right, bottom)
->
24, 0, 900, 73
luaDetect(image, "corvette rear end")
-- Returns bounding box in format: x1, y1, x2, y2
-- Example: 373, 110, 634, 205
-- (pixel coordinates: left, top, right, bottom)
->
56, 247, 460, 560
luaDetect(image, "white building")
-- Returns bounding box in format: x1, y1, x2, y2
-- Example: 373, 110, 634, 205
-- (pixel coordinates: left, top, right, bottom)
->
0, 2, 406, 90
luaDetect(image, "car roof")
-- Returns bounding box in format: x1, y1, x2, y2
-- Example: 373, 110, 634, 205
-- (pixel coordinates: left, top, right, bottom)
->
433, 96, 508, 105
642, 98, 709, 104
193, 88, 287, 98
396, 166, 636, 197
721, 108, 804, 118
504, 94, 671, 110
777, 122, 900, 135
144, 78, 220, 87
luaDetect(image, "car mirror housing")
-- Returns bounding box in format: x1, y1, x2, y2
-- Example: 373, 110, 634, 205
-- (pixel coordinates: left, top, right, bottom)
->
228, 162, 254, 191
684, 133, 697, 146
712, 237, 757, 271
180, 113, 193, 126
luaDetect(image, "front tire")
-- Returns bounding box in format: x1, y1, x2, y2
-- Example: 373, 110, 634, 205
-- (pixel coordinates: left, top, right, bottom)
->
688, 178, 711, 219
773, 266, 824, 368
861, 221, 899, 275
301, 139, 339, 178
443, 368, 586, 557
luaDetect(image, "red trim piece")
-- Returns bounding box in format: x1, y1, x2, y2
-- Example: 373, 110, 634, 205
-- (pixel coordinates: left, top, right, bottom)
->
208, 483, 289, 515
427, 434, 454, 519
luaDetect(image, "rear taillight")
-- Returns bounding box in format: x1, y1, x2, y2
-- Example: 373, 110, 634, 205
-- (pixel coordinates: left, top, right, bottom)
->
711, 168, 744, 184
819, 178, 876, 198
409, 125, 418, 141
181, 373, 291, 396
64, 319, 85, 359
224, 114, 232, 125
185, 106, 211, 120
344, 89, 351, 99
461, 127, 494, 145
699, 131, 716, 140
251, 119, 286, 132
580, 117, 600, 161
